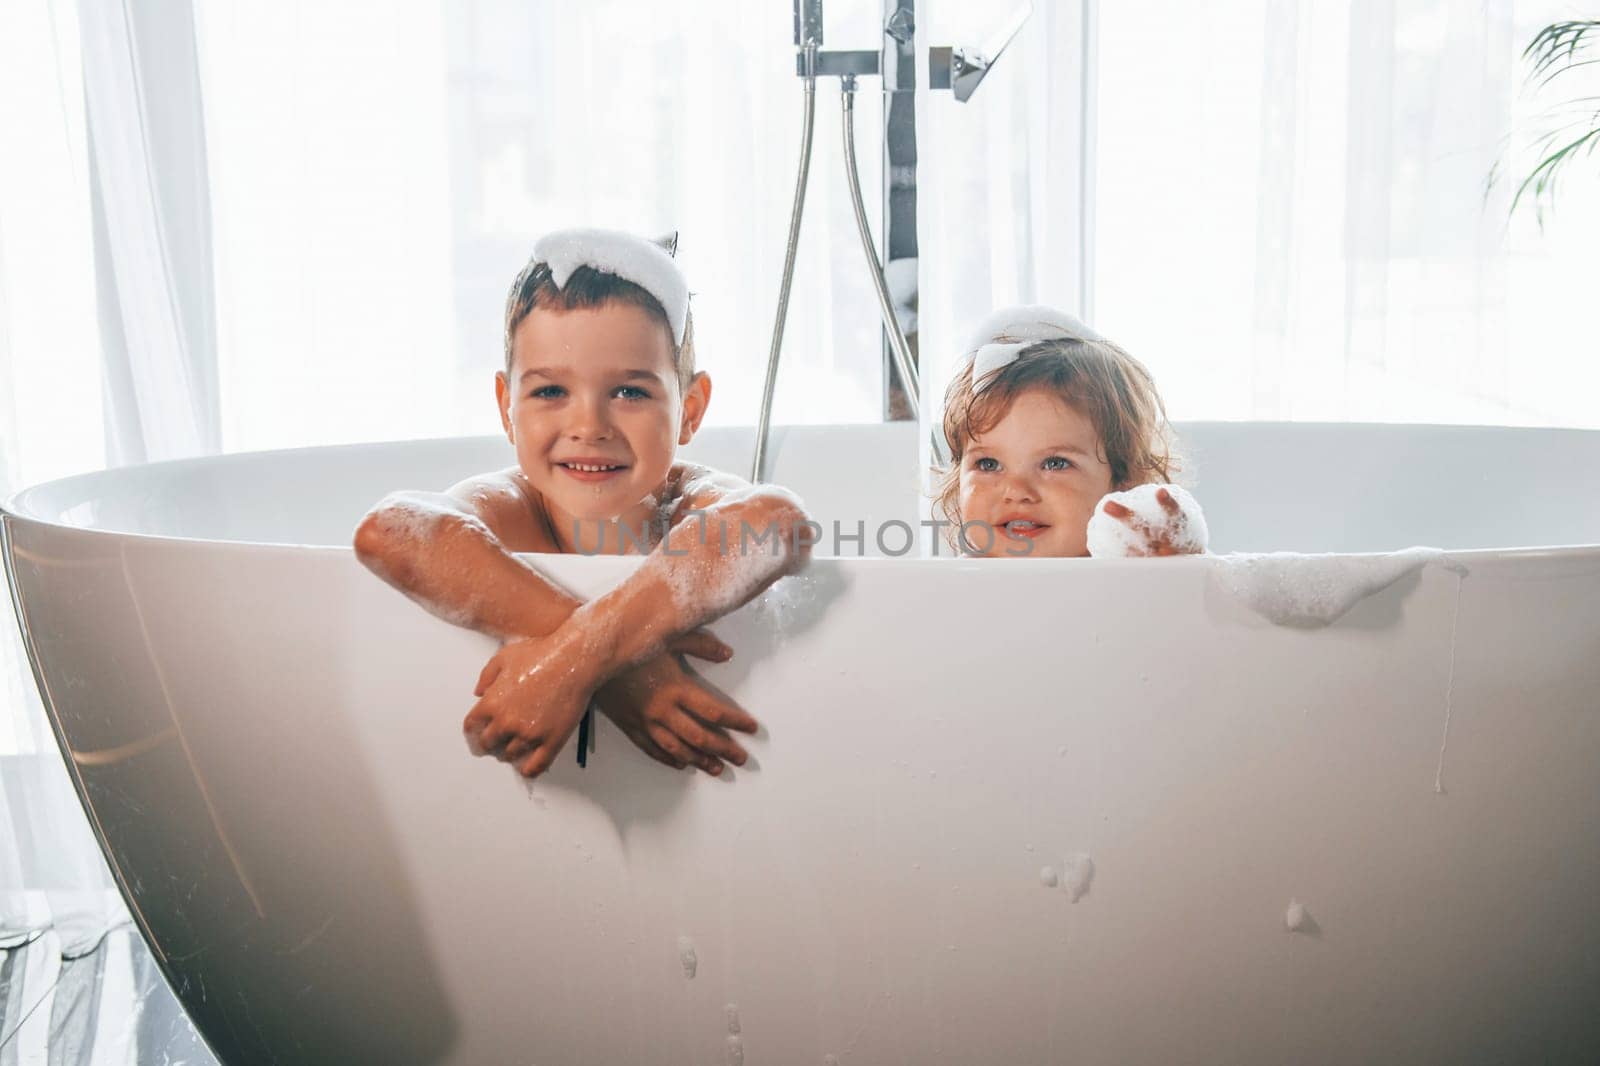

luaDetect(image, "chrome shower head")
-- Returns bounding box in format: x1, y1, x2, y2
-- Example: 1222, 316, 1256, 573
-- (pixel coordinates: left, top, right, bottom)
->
931, 1, 1033, 102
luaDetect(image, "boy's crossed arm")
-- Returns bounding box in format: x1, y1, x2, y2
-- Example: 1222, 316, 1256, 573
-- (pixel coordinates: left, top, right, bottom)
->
353, 467, 811, 778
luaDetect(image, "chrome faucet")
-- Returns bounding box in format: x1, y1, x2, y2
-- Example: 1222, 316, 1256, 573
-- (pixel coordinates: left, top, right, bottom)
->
751, 0, 1034, 483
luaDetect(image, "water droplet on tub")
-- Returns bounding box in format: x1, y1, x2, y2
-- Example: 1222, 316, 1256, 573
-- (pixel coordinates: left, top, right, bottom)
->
1057, 745, 1067, 757
726, 1003, 741, 1034
824, 1056, 839, 1066
1285, 899, 1311, 932
678, 936, 698, 978
726, 1035, 745, 1065
1039, 866, 1058, 888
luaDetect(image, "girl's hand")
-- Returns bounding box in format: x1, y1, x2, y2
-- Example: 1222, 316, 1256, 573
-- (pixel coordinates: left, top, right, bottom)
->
596, 653, 757, 777
1088, 484, 1209, 558
465, 631, 600, 778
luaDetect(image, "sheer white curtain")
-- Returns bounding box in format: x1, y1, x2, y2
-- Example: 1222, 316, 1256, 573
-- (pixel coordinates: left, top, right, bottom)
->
918, 0, 1600, 435
917, 0, 1095, 432
2, 1, 214, 1058
1090, 0, 1600, 429
1, 0, 115, 959
1, 0, 120, 1054
192, 0, 898, 448
81, 0, 220, 464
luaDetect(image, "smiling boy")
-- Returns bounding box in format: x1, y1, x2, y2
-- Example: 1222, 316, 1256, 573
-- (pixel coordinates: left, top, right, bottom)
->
354, 230, 810, 779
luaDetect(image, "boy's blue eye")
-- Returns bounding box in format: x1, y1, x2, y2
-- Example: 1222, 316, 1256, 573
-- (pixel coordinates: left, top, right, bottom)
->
1042, 455, 1073, 471
529, 384, 565, 399
613, 385, 652, 400
974, 457, 999, 472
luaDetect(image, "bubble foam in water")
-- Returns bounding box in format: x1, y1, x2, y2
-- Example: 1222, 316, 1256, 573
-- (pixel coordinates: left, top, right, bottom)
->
1086, 483, 1208, 558
1061, 853, 1095, 903
1212, 547, 1447, 628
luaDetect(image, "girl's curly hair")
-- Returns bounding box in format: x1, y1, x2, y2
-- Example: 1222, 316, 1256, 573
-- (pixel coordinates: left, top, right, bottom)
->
934, 336, 1180, 530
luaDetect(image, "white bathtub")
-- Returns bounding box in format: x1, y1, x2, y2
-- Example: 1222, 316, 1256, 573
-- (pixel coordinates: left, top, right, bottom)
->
4, 422, 1599, 1065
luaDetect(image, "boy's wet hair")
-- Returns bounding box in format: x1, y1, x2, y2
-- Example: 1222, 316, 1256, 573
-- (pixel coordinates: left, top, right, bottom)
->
934, 336, 1180, 529
503, 241, 696, 392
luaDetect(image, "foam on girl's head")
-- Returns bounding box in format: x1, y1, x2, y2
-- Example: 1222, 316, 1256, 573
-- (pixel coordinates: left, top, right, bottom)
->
964, 304, 1104, 354
966, 305, 1104, 390
532, 228, 689, 346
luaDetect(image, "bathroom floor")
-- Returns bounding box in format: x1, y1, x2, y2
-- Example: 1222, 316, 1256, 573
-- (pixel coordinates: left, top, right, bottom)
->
0, 925, 214, 1065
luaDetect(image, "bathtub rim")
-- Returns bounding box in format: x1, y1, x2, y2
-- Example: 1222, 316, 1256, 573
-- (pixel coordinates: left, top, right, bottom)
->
3, 422, 1599, 558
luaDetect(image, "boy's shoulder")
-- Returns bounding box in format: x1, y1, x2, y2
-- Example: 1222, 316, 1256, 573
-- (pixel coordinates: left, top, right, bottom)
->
664, 460, 752, 515
445, 467, 558, 552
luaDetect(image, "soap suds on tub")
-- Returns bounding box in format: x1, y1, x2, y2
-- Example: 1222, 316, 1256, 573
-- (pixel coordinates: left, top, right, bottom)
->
1060, 854, 1094, 903
677, 936, 697, 979
1213, 547, 1446, 627
661, 486, 808, 621
1086, 484, 1209, 558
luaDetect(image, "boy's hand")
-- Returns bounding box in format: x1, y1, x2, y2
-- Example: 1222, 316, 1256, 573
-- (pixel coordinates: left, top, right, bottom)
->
1091, 484, 1209, 557
465, 632, 600, 778
595, 654, 758, 777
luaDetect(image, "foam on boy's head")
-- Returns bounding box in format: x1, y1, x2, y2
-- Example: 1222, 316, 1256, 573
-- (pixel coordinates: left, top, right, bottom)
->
503, 229, 696, 391
534, 228, 689, 345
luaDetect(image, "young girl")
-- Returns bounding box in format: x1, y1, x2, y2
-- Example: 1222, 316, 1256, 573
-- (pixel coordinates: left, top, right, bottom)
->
935, 306, 1207, 558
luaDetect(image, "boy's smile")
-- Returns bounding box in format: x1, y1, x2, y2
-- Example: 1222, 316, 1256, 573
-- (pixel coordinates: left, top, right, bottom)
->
496, 302, 708, 547
958, 388, 1115, 557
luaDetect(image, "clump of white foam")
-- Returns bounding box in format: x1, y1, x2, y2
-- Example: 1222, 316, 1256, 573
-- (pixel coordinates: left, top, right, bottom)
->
964, 304, 1103, 352
1214, 547, 1447, 628
966, 304, 1105, 390
677, 936, 698, 978
533, 228, 689, 345
725, 1003, 741, 1034
726, 1034, 745, 1065
1086, 484, 1208, 558
1039, 866, 1059, 888
1060, 853, 1095, 903
1285, 899, 1310, 932
659, 485, 810, 626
